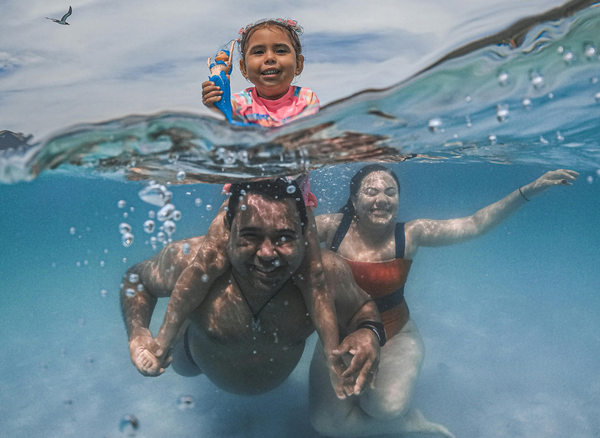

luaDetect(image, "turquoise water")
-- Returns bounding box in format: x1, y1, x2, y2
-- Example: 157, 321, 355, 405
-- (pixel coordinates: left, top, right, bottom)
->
2, 2, 600, 438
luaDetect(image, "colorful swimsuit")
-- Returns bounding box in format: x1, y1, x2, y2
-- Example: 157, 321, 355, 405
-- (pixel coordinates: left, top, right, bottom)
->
330, 215, 412, 338
226, 85, 320, 207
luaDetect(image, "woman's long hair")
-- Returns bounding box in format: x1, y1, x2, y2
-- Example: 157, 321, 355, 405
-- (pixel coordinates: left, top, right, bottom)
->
338, 165, 401, 220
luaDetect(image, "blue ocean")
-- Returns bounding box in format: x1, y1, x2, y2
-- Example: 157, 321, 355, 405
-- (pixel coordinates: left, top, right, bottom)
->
1, 1, 600, 437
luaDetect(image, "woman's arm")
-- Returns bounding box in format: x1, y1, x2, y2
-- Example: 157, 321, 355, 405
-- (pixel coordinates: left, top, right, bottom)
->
406, 169, 578, 251
315, 213, 343, 248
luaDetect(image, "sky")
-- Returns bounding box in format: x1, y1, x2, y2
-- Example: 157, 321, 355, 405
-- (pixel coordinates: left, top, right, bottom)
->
0, 0, 570, 139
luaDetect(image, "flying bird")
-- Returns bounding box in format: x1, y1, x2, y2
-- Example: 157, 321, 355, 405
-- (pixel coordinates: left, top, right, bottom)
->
46, 6, 72, 25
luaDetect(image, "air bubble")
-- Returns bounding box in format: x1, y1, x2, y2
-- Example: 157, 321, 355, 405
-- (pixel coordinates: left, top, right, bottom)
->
100, 260, 105, 267
157, 204, 176, 222
101, 289, 107, 298
592, 77, 599, 84
286, 185, 296, 194
596, 169, 600, 177
201, 274, 209, 283
273, 260, 281, 267
122, 233, 134, 247
465, 95, 471, 102
119, 223, 132, 234
163, 220, 176, 236
182, 243, 191, 255
177, 170, 186, 181
530, 71, 545, 88
172, 210, 182, 221
556, 131, 564, 141
129, 273, 139, 283
497, 71, 509, 85
496, 104, 509, 122
595, 92, 600, 102
150, 236, 157, 246
428, 118, 441, 133
240, 189, 246, 196
157, 231, 166, 243
125, 288, 136, 297
488, 135, 497, 145
195, 198, 202, 207
143, 220, 155, 233
557, 46, 564, 53
138, 183, 172, 207
137, 284, 144, 292
206, 205, 212, 211
465, 115, 472, 128
119, 415, 139, 434
177, 395, 195, 410
585, 45, 596, 58
118, 200, 126, 208
586, 176, 593, 184
69, 227, 76, 235
562, 51, 574, 63
540, 136, 549, 144
241, 205, 247, 211
148, 210, 156, 219
522, 98, 532, 109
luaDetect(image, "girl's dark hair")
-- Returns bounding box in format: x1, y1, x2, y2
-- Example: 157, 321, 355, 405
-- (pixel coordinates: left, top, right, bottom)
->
238, 19, 303, 62
226, 178, 307, 231
338, 165, 401, 218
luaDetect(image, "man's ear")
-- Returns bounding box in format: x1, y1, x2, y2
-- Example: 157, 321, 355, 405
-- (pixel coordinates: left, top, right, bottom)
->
295, 55, 304, 76
239, 59, 248, 79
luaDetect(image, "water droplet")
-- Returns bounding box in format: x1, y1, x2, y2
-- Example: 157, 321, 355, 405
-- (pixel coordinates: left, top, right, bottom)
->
488, 135, 497, 145
125, 288, 136, 298
101, 289, 107, 298
206, 205, 212, 211
163, 220, 176, 236
129, 273, 139, 283
118, 200, 126, 209
157, 204, 176, 221
595, 92, 600, 102
584, 45, 596, 57
138, 183, 172, 207
177, 395, 195, 410
119, 223, 132, 234
69, 227, 76, 235
172, 210, 182, 221
496, 104, 509, 122
122, 232, 134, 247
497, 71, 509, 85
119, 415, 139, 433
530, 71, 544, 88
194, 198, 202, 207
241, 204, 247, 211
562, 51, 574, 63
157, 231, 166, 243
148, 210, 156, 219
286, 185, 296, 194
201, 274, 209, 283
137, 283, 144, 292
143, 220, 155, 233
182, 243, 191, 255
177, 170, 186, 181
428, 118, 441, 133
586, 175, 593, 184
522, 98, 532, 109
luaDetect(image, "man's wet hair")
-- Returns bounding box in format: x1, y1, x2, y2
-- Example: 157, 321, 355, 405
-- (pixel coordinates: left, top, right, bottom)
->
226, 178, 308, 231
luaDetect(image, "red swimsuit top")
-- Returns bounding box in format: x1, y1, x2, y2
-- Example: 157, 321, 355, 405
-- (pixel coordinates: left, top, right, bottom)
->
331, 216, 411, 338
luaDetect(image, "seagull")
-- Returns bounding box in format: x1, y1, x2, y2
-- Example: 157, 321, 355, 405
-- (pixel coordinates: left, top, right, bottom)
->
46, 6, 72, 25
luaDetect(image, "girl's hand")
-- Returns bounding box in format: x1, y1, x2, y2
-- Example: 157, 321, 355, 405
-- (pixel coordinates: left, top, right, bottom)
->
202, 80, 223, 107
522, 169, 578, 199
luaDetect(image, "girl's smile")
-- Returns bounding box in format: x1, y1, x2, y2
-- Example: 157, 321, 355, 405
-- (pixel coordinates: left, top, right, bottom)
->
240, 27, 304, 100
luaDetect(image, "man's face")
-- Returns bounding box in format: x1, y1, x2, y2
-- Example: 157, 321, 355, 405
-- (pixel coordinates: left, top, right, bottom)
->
228, 194, 305, 293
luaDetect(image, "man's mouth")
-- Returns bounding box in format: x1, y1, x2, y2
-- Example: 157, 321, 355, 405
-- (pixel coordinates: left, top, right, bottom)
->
250, 263, 280, 276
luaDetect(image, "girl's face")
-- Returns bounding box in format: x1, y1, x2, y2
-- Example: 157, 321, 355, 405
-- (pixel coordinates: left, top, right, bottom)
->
240, 26, 304, 100
353, 171, 399, 228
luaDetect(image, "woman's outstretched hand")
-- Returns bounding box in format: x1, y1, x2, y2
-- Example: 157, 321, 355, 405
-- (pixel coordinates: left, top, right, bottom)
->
521, 169, 578, 199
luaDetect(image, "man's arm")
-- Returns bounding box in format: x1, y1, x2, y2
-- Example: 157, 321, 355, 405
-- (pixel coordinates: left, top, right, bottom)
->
406, 169, 578, 252
322, 251, 381, 397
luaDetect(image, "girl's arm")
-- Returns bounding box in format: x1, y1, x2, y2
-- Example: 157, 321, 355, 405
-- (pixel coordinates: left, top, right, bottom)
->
405, 169, 578, 253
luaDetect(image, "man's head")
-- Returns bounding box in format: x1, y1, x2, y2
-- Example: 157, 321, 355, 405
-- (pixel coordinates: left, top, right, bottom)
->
226, 179, 308, 293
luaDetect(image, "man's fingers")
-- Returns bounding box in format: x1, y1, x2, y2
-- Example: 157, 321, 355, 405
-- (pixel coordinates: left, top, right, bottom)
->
370, 366, 379, 389
340, 353, 364, 378
353, 358, 374, 395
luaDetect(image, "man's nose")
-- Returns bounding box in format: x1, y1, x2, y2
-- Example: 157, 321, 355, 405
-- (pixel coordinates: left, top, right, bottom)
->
257, 238, 277, 259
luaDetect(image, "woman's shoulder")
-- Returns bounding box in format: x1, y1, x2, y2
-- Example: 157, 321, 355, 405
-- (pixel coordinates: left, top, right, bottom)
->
315, 212, 343, 245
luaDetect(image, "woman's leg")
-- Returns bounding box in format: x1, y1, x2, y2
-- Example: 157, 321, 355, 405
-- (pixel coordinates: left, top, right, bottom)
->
309, 320, 454, 437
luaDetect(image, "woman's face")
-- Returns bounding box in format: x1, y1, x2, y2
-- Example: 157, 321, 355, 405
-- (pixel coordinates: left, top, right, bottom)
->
353, 171, 399, 227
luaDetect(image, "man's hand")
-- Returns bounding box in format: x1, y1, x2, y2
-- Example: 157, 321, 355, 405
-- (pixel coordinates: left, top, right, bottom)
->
326, 355, 356, 400
128, 328, 172, 377
201, 80, 223, 108
331, 328, 380, 396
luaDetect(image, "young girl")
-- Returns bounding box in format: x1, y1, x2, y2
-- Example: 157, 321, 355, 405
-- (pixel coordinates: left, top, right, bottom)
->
136, 19, 361, 399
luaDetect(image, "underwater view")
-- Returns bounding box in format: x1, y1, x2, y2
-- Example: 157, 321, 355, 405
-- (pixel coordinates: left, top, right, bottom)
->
1, 0, 600, 437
